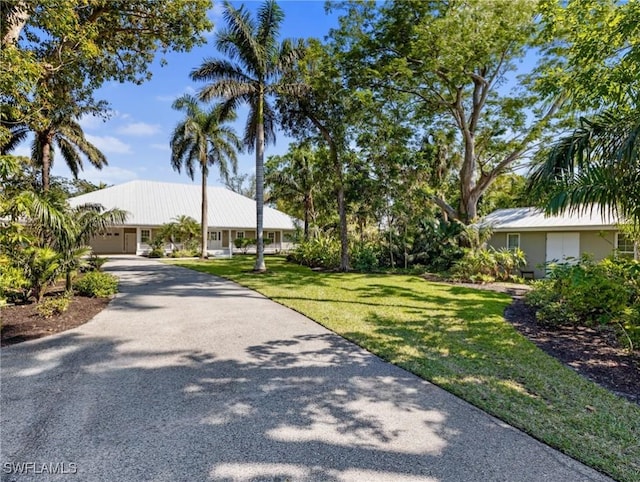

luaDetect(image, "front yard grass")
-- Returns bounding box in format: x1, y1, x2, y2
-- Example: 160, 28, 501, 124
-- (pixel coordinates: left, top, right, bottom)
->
172, 256, 640, 482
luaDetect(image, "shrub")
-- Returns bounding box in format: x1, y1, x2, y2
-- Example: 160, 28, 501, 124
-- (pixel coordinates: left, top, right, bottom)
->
289, 236, 341, 269
351, 241, 380, 272
36, 294, 71, 318
234, 237, 254, 254
452, 247, 526, 283
170, 249, 198, 258
74, 271, 118, 297
0, 256, 29, 304
148, 247, 165, 258
526, 256, 640, 351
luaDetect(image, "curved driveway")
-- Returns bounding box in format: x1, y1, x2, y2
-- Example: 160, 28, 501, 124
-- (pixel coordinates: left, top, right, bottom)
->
1, 257, 610, 481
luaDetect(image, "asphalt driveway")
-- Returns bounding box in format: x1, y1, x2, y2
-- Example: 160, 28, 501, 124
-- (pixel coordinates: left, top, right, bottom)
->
0, 256, 611, 481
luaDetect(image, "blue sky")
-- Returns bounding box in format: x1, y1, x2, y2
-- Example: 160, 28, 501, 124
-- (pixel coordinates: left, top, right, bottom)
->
13, 1, 340, 187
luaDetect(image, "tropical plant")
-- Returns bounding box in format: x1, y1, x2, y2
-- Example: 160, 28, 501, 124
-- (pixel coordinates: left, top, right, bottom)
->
190, 0, 303, 271
56, 203, 127, 291
31, 108, 108, 191
74, 271, 119, 297
159, 215, 201, 251
529, 107, 640, 223
171, 95, 240, 259
526, 256, 640, 351
266, 144, 320, 241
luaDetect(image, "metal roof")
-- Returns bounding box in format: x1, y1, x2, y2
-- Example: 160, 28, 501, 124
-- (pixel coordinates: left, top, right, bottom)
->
68, 180, 298, 230
482, 205, 621, 232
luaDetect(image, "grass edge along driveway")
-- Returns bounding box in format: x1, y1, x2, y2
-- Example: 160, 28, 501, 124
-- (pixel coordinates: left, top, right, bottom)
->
172, 256, 640, 482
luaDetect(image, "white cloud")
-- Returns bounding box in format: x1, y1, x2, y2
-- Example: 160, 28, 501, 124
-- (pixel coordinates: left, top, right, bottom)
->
116, 122, 161, 137
86, 134, 131, 154
150, 143, 171, 152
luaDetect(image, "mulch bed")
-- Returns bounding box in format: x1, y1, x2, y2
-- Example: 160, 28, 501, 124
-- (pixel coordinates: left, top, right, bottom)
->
505, 298, 640, 405
1, 295, 111, 346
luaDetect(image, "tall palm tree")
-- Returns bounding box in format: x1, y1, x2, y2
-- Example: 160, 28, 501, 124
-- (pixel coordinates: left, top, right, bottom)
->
170, 94, 240, 259
190, 0, 303, 271
529, 108, 640, 222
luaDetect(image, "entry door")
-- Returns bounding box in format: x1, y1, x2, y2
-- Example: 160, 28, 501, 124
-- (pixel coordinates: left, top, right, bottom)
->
546, 232, 580, 263
208, 231, 222, 249
124, 233, 137, 254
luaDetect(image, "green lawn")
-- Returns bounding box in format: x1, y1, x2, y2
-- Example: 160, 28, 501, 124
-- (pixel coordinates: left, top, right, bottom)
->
172, 256, 640, 482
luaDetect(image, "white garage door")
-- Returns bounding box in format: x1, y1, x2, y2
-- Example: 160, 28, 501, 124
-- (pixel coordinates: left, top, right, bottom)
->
546, 232, 580, 264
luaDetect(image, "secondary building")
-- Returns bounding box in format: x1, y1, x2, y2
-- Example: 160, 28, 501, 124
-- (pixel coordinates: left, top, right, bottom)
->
484, 206, 636, 279
67, 180, 298, 256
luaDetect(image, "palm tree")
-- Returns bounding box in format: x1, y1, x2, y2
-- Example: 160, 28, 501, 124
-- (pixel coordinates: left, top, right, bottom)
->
190, 0, 302, 271
57, 203, 128, 291
32, 116, 107, 191
170, 94, 240, 259
266, 144, 319, 240
529, 108, 640, 222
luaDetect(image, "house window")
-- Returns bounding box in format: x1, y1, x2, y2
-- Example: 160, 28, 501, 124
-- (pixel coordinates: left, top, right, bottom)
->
507, 233, 520, 250
141, 229, 151, 243
267, 232, 275, 241
236, 231, 244, 239
616, 233, 636, 259
208, 231, 219, 241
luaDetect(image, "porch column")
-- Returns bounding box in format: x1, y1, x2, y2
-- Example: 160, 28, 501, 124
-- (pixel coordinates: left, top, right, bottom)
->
228, 229, 232, 259
279, 230, 283, 252
136, 227, 141, 255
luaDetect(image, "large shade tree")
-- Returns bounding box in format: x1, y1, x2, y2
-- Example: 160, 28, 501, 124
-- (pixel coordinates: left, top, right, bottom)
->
331, 0, 563, 223
170, 94, 240, 259
190, 0, 302, 271
1, 0, 212, 179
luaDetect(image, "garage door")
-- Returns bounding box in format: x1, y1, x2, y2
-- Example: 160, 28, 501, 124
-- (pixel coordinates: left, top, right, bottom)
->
546, 232, 580, 264
90, 232, 123, 254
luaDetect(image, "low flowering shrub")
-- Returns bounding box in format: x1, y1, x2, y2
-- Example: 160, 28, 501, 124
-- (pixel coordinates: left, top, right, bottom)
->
74, 271, 118, 297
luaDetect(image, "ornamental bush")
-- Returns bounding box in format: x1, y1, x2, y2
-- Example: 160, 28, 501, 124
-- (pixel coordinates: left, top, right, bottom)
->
74, 271, 118, 297
526, 256, 640, 351
452, 247, 526, 283
288, 236, 341, 270
36, 294, 71, 318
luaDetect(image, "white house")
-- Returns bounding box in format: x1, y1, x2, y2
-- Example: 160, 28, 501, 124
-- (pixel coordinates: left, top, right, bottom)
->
68, 180, 298, 256
484, 206, 635, 279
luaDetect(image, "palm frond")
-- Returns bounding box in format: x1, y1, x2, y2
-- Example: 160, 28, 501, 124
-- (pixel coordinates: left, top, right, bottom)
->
197, 78, 255, 103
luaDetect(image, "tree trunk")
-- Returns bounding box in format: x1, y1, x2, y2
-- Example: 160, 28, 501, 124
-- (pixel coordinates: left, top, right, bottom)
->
200, 166, 208, 259
303, 194, 310, 241
254, 93, 266, 272
1, 1, 30, 47
326, 143, 349, 271
40, 131, 53, 191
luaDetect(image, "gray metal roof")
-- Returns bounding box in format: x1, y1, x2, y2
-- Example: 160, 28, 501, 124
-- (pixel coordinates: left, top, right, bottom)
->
483, 205, 621, 232
68, 180, 298, 230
